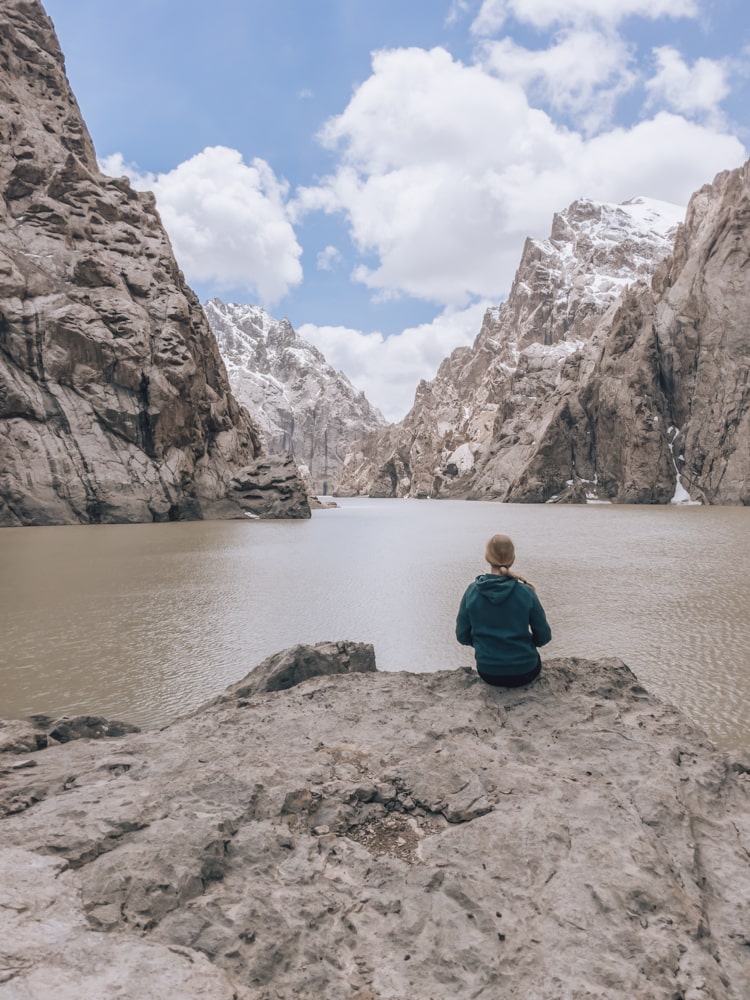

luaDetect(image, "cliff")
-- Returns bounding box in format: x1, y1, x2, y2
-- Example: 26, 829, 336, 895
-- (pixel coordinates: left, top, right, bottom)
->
0, 0, 309, 524
2, 642, 749, 999
340, 170, 749, 505
503, 162, 750, 505
206, 299, 387, 495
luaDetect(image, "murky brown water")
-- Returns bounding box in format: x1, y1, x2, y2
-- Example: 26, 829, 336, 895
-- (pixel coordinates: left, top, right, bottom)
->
1, 499, 748, 752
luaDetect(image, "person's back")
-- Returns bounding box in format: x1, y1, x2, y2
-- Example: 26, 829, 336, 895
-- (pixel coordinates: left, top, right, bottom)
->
456, 534, 551, 688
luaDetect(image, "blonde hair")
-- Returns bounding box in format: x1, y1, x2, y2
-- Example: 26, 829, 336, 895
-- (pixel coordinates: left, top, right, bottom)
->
484, 534, 535, 590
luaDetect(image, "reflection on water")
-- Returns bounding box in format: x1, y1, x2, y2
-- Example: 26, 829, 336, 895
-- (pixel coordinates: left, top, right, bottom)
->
1, 500, 748, 752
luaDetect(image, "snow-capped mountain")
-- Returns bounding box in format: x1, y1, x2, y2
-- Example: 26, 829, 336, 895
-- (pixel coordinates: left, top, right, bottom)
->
205, 299, 387, 495
338, 195, 686, 501
340, 165, 750, 506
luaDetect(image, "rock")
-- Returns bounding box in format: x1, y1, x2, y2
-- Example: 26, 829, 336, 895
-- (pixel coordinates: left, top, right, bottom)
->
0, 847, 240, 999
1, 644, 748, 998
47, 716, 141, 744
505, 162, 750, 505
206, 299, 387, 495
0, 720, 47, 755
216, 639, 377, 700
0, 1, 310, 525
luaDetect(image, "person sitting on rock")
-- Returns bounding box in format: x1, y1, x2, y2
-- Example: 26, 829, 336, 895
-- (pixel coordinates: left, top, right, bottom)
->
456, 534, 551, 688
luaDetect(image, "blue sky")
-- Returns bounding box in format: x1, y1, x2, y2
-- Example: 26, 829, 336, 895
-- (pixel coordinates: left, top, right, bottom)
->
43, 0, 748, 419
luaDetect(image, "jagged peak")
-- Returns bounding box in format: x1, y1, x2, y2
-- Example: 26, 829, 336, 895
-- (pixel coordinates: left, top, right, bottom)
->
547, 195, 684, 250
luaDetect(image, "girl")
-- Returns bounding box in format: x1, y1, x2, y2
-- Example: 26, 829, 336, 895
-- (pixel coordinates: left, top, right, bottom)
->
456, 534, 551, 687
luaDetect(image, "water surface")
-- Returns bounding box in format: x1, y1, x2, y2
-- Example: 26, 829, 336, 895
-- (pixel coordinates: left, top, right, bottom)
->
1, 499, 748, 752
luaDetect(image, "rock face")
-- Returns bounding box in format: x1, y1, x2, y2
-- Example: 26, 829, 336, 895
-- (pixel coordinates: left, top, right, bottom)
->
340, 174, 749, 505
505, 162, 750, 505
2, 641, 749, 999
206, 298, 387, 495
0, 1, 309, 525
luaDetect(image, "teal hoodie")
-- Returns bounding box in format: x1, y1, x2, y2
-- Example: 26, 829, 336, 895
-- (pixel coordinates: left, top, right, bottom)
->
456, 574, 551, 676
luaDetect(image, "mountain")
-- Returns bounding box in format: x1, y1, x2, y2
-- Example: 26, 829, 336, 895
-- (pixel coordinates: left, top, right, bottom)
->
512, 161, 749, 506
0, 0, 309, 525
339, 179, 749, 505
206, 298, 387, 495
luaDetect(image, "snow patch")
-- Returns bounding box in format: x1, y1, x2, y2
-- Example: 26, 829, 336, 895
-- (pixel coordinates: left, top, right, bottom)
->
667, 427, 701, 505
447, 442, 475, 473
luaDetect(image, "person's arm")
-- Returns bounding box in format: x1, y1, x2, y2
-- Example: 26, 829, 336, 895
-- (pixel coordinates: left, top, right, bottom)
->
456, 592, 473, 646
529, 593, 551, 647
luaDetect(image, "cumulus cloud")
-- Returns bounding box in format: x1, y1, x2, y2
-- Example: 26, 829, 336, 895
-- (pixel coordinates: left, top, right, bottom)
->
471, 0, 699, 34
645, 47, 730, 120
293, 46, 745, 308
478, 29, 636, 130
299, 301, 491, 421
100, 146, 302, 306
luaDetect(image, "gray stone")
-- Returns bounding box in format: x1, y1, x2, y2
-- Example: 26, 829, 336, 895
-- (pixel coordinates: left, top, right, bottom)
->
216, 639, 377, 700
0, 720, 47, 756
47, 715, 141, 744
1, 645, 748, 998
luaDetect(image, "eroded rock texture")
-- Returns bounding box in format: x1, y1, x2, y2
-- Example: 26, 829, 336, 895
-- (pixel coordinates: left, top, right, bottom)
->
341, 173, 749, 505
1, 642, 749, 999
507, 163, 750, 505
0, 0, 309, 524
207, 298, 387, 495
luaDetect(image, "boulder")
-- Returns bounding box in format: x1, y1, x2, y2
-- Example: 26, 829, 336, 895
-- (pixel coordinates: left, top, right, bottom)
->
47, 716, 141, 744
216, 640, 377, 700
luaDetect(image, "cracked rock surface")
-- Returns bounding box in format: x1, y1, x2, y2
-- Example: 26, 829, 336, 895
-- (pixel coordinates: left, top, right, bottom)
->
1, 641, 749, 998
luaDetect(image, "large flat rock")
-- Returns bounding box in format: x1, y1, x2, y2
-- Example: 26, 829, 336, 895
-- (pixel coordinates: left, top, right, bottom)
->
1, 644, 748, 998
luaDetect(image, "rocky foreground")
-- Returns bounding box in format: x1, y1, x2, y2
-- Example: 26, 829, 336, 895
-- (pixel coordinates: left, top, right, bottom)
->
1, 643, 749, 999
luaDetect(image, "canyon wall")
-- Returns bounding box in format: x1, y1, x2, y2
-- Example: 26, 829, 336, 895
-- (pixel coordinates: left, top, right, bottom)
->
340, 175, 749, 505
0, 0, 309, 525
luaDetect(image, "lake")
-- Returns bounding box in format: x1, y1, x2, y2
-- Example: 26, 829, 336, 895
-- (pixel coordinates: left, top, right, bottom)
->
1, 499, 748, 752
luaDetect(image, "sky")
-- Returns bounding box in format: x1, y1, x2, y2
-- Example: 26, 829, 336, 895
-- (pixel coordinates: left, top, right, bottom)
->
42, 0, 749, 421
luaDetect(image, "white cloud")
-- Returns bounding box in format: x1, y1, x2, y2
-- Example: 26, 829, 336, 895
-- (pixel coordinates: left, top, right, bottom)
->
99, 152, 155, 188
471, 0, 699, 34
293, 46, 745, 309
479, 30, 636, 130
645, 47, 730, 120
445, 0, 472, 26
100, 146, 302, 306
299, 301, 491, 421
316, 245, 342, 271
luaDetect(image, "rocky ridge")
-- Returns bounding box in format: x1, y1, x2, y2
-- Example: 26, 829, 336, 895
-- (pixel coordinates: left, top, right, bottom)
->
1, 641, 749, 999
0, 0, 309, 525
339, 175, 749, 505
206, 298, 387, 495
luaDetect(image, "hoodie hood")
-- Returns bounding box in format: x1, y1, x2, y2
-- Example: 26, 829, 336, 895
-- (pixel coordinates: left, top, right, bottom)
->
474, 573, 518, 606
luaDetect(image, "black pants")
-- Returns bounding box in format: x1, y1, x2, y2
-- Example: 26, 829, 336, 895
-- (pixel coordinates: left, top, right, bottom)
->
477, 656, 541, 689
